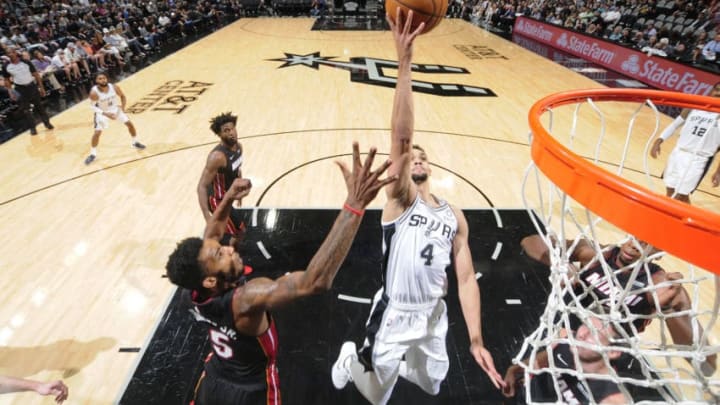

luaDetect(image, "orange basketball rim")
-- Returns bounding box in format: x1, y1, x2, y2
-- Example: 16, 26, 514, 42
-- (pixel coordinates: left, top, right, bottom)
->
528, 88, 720, 272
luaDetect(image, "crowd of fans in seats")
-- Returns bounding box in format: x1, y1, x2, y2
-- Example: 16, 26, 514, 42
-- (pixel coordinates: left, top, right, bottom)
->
0, 0, 250, 138
450, 0, 720, 72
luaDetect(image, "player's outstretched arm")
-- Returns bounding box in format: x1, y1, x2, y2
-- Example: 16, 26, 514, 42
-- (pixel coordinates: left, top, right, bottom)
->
384, 9, 424, 206
0, 376, 68, 403
235, 143, 396, 313
453, 207, 505, 389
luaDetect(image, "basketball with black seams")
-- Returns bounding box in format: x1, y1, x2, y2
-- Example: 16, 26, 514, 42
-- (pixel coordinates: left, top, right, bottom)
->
386, 0, 448, 34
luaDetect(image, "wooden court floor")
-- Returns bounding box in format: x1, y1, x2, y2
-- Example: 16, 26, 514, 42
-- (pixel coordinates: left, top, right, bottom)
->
0, 18, 718, 404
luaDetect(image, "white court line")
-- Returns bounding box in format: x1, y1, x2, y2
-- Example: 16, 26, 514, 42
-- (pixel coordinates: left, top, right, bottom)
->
251, 207, 259, 227
338, 294, 372, 304
491, 241, 503, 261
492, 208, 503, 228
256, 241, 272, 259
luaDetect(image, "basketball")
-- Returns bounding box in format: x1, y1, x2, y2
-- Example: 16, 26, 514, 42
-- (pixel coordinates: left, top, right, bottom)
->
386, 0, 448, 34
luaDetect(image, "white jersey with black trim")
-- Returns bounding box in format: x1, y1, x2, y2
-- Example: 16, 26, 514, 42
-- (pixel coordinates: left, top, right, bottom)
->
677, 110, 720, 157
381, 193, 458, 305
91, 84, 120, 113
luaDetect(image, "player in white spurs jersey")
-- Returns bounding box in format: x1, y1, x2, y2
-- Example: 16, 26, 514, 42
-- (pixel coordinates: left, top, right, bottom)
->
330, 10, 505, 405
84, 73, 145, 165
650, 82, 720, 203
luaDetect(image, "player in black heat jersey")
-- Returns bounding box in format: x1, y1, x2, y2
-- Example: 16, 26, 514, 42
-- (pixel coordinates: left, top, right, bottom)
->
198, 112, 246, 241
519, 236, 716, 376
168, 143, 396, 405
504, 314, 626, 404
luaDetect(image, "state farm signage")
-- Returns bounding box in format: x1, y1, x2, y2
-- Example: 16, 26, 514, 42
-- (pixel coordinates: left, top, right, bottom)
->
513, 16, 719, 95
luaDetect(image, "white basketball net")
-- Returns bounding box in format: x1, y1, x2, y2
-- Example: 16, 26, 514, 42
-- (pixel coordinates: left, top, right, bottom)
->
517, 94, 720, 404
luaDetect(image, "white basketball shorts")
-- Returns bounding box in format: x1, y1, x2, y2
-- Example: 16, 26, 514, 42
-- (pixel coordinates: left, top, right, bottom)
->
663, 148, 709, 195
365, 289, 449, 398
94, 110, 130, 130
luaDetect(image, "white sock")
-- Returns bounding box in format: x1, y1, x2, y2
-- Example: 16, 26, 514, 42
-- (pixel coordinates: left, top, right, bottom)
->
131, 136, 138, 145
90, 147, 97, 156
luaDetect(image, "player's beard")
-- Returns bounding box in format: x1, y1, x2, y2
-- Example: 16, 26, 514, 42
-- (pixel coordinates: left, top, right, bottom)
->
412, 173, 428, 184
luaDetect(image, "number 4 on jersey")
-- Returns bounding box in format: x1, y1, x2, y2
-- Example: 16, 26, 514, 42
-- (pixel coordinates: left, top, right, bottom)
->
420, 244, 434, 266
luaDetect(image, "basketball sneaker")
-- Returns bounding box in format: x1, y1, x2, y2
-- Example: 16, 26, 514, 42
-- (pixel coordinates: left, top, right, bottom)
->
84, 154, 96, 165
331, 341, 357, 389
132, 141, 146, 149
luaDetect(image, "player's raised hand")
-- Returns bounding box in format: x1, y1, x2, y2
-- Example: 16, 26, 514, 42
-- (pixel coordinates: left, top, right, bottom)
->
387, 9, 425, 62
336, 142, 396, 210
227, 178, 252, 201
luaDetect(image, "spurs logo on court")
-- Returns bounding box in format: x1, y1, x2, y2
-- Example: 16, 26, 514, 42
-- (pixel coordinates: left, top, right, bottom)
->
268, 52, 496, 97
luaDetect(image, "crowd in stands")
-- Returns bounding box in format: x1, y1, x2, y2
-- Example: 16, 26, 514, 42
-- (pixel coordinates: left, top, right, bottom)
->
451, 0, 720, 72
0, 0, 255, 140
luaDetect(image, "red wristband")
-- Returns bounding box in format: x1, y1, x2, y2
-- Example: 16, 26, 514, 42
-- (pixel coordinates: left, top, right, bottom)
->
343, 203, 364, 217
